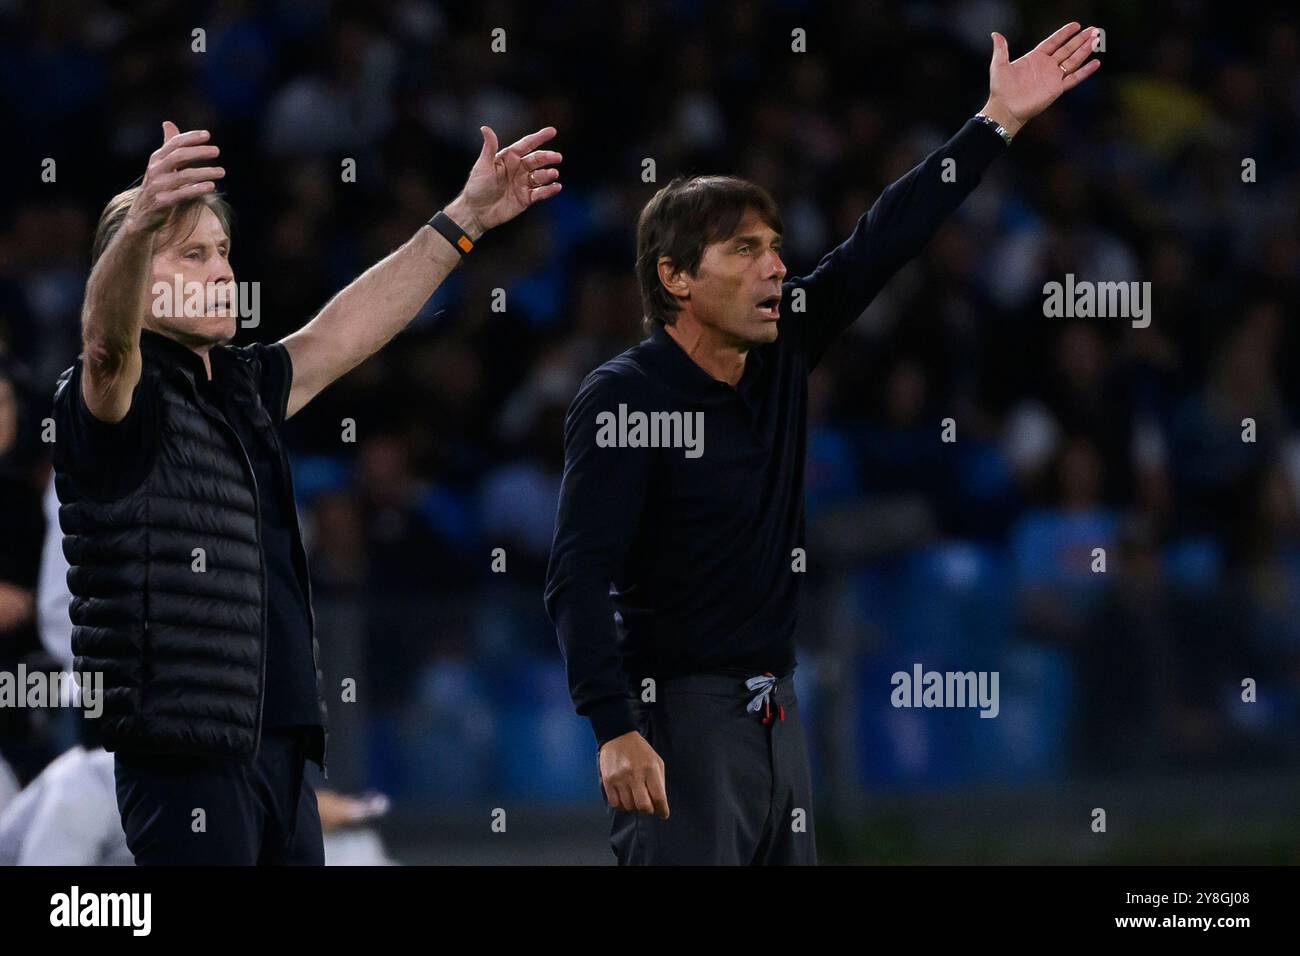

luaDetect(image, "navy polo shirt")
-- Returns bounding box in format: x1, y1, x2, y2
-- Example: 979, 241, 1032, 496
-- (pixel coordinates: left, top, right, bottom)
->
545, 117, 1008, 744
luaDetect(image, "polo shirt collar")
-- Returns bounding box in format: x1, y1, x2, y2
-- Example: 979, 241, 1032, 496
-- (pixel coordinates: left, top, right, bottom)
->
645, 322, 764, 398
139, 328, 227, 382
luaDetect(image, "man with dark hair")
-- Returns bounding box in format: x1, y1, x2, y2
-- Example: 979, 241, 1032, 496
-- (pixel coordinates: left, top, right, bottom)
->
546, 24, 1100, 864
633, 174, 784, 333
52, 119, 561, 865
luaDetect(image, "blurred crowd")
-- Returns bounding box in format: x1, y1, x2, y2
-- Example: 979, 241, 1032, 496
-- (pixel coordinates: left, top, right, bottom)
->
2, 0, 1299, 812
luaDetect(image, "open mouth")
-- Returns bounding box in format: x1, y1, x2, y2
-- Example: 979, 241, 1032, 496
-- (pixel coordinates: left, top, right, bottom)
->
756, 294, 781, 319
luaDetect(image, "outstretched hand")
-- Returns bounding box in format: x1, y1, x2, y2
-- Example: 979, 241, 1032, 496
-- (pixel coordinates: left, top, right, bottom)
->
982, 23, 1102, 137
445, 125, 563, 240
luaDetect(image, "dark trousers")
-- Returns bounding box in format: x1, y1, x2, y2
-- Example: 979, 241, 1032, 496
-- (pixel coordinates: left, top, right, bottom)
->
114, 727, 324, 866
609, 671, 817, 865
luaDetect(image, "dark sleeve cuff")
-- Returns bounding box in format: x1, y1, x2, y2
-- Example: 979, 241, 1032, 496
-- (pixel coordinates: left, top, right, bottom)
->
962, 115, 1012, 160
587, 695, 637, 747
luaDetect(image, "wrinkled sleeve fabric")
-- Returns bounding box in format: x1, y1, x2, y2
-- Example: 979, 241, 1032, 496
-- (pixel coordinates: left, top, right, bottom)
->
544, 367, 656, 746
786, 117, 1008, 369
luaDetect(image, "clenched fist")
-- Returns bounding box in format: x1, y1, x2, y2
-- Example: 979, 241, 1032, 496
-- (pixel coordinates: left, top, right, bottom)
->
599, 730, 670, 819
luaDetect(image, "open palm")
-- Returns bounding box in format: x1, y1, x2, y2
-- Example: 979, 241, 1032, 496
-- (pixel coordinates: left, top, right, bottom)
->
987, 23, 1101, 132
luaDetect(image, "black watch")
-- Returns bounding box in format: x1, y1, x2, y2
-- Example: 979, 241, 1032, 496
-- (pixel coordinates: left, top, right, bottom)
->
427, 210, 475, 255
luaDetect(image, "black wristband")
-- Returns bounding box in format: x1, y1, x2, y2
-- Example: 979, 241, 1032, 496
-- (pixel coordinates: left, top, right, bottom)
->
427, 210, 475, 255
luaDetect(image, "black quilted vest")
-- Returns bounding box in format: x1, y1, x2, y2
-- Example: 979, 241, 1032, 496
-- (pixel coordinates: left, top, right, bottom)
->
51, 331, 329, 774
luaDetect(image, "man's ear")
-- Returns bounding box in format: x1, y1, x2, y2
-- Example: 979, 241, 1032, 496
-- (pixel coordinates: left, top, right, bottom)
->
657, 257, 690, 301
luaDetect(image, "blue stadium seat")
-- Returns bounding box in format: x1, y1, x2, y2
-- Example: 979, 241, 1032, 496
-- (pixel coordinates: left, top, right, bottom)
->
493, 657, 596, 801
1162, 536, 1223, 590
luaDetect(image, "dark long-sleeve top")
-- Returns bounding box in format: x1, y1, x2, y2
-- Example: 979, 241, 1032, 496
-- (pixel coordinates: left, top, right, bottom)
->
544, 117, 1008, 744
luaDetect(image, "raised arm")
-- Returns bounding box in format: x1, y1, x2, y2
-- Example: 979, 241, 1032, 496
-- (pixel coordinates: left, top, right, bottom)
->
81, 121, 225, 422
788, 22, 1100, 366
279, 125, 562, 419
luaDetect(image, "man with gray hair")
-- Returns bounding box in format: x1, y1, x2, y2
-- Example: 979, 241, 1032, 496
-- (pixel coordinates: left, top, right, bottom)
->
51, 119, 562, 865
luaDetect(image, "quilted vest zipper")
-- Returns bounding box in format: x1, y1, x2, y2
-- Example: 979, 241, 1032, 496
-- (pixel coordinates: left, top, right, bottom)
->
178, 371, 268, 762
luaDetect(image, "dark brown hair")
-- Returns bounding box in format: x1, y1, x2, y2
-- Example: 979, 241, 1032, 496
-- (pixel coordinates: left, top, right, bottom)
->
635, 175, 783, 330
91, 184, 234, 265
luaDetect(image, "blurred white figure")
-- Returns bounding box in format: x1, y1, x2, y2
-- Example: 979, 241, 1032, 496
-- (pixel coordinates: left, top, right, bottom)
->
0, 741, 397, 865
317, 790, 397, 865
323, 828, 398, 866
0, 745, 132, 865
37, 476, 73, 673
0, 754, 18, 817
